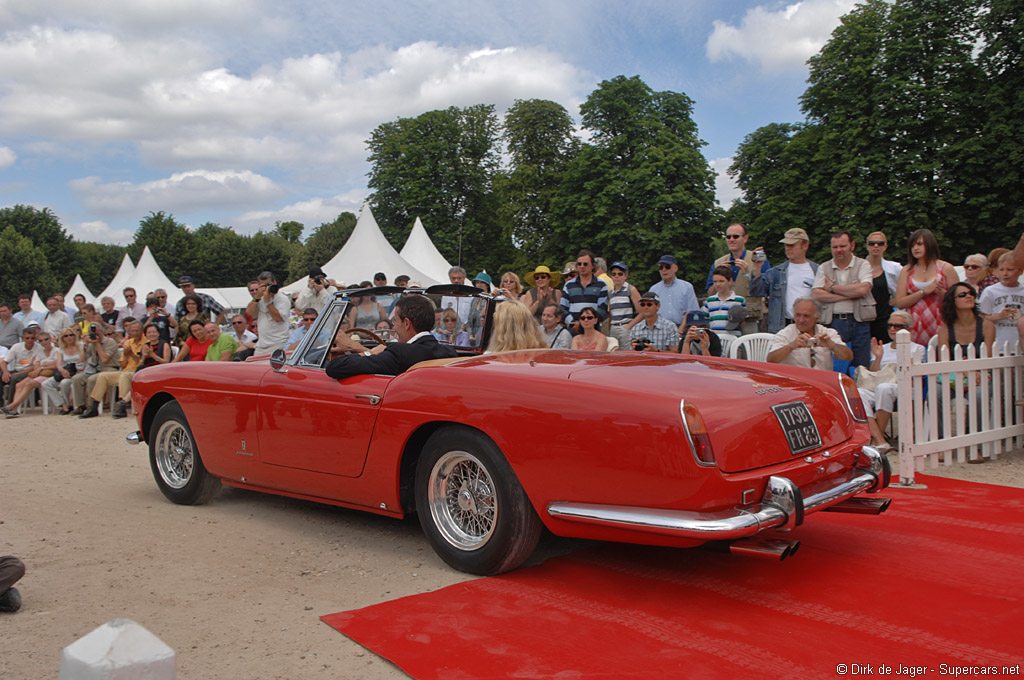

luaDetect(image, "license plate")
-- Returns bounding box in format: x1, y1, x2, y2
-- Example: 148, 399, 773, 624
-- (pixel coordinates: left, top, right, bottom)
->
771, 401, 822, 454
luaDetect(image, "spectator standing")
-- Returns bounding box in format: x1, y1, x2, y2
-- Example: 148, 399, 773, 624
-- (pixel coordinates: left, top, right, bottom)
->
523, 266, 562, 322
978, 252, 1024, 352
12, 294, 43, 327
247, 271, 291, 355
891, 228, 959, 346
678, 310, 722, 357
117, 287, 146, 332
606, 262, 642, 351
766, 298, 853, 370
42, 297, 72, 338
539, 304, 572, 350
295, 266, 337, 314
448, 266, 467, 285
204, 322, 239, 361
0, 302, 24, 350
561, 250, 609, 325
141, 296, 176, 345
749, 228, 819, 333
486, 300, 548, 352
649, 255, 698, 327
175, 276, 225, 324
0, 328, 43, 408
570, 307, 609, 351
979, 248, 1010, 293
629, 292, 680, 352
71, 294, 87, 324
372, 272, 396, 312
55, 294, 76, 319
863, 232, 904, 343
472, 272, 493, 293
174, 294, 210, 347
498, 272, 523, 301
962, 254, 988, 293
443, 267, 474, 323
594, 257, 615, 291
812, 230, 875, 368
707, 223, 768, 334
703, 266, 746, 337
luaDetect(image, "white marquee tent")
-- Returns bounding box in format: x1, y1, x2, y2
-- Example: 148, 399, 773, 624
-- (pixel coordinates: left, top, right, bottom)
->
95, 253, 136, 306
399, 217, 453, 283
283, 205, 439, 293
115, 246, 182, 308
64, 274, 96, 304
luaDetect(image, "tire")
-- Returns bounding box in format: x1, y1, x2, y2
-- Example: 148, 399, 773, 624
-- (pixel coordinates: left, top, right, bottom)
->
148, 401, 221, 505
415, 426, 542, 575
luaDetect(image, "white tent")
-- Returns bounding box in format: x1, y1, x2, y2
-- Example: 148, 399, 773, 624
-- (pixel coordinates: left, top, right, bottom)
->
117, 247, 182, 308
399, 217, 453, 283
31, 290, 45, 311
96, 253, 136, 306
64, 274, 96, 305
282, 205, 439, 293
196, 286, 253, 310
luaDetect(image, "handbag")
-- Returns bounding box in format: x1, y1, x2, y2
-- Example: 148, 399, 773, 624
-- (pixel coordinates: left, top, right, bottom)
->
854, 363, 897, 391
55, 361, 78, 384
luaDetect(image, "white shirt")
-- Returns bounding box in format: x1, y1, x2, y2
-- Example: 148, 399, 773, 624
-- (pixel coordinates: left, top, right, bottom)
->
785, 262, 815, 320
770, 323, 844, 370
979, 282, 1024, 351
43, 310, 72, 337
254, 291, 292, 354
232, 329, 258, 344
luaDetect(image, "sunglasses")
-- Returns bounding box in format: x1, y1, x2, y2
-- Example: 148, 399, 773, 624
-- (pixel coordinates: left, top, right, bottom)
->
658, 264, 672, 270
638, 301, 656, 307
62, 334, 75, 338
303, 318, 316, 322
866, 240, 886, 246
724, 234, 743, 240
40, 337, 52, 341
887, 323, 909, 329
232, 321, 245, 325
579, 315, 597, 321
575, 261, 591, 267
534, 273, 549, 279
610, 271, 626, 276
956, 291, 976, 298
963, 264, 981, 270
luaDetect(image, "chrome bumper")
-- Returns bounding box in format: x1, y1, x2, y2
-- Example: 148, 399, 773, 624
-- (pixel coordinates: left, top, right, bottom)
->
546, 446, 891, 542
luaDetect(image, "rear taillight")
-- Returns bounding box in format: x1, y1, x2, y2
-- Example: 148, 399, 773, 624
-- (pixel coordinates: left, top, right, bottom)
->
838, 374, 867, 422
680, 400, 716, 466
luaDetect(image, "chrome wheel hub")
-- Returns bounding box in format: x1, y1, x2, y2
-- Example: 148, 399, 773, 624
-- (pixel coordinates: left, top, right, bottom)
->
428, 451, 497, 551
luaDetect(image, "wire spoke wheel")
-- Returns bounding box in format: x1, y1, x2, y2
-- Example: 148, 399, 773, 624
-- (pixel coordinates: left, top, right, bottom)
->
148, 401, 221, 505
428, 451, 497, 550
155, 420, 195, 489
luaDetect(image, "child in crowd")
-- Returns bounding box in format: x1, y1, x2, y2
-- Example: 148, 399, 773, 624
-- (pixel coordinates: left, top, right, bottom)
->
703, 266, 746, 337
978, 252, 1024, 353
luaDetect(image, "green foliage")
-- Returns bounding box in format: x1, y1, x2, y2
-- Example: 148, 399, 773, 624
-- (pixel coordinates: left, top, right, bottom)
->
71, 241, 126, 294
550, 76, 718, 289
272, 220, 304, 243
127, 212, 195, 280
366, 104, 511, 273
0, 226, 59, 302
0, 204, 75, 291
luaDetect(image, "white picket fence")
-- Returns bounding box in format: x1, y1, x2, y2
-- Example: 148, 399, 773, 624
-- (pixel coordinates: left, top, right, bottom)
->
894, 330, 1024, 484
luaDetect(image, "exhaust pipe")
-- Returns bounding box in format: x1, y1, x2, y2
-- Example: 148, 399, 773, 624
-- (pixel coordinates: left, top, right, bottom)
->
823, 497, 892, 515
729, 536, 801, 561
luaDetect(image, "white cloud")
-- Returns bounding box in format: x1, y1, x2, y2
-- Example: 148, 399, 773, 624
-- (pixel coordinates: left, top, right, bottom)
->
69, 169, 282, 217
709, 157, 742, 208
706, 0, 858, 72
0, 145, 15, 169
232, 189, 367, 232
68, 219, 136, 244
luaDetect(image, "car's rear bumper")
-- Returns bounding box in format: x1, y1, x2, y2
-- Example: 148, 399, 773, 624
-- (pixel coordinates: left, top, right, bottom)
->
546, 446, 890, 542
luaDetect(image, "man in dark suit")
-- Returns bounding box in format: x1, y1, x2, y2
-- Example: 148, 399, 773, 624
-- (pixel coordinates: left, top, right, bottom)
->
326, 295, 457, 379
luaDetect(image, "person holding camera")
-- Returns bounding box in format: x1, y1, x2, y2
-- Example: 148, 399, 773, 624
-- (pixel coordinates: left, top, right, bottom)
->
69, 320, 120, 415
766, 298, 852, 370
706, 223, 768, 335
246, 271, 291, 356
677, 310, 721, 357
295, 266, 338, 314
630, 292, 680, 352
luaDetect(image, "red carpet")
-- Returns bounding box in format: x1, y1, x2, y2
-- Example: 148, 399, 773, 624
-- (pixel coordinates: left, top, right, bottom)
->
323, 476, 1024, 679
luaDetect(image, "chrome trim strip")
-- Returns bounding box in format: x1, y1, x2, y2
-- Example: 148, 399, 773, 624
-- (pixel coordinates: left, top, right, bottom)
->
679, 399, 716, 468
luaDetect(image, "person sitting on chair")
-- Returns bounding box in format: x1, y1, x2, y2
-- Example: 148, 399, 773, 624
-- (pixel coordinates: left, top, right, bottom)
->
325, 295, 457, 379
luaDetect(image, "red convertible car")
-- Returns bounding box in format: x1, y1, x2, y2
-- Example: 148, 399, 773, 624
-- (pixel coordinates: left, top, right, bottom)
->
128, 286, 891, 575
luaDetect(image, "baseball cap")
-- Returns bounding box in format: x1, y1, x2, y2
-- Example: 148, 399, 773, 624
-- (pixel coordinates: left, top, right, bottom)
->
178, 275, 195, 285
657, 255, 678, 266
684, 310, 710, 327
780, 228, 809, 244
725, 305, 748, 331
640, 291, 659, 302
610, 261, 628, 272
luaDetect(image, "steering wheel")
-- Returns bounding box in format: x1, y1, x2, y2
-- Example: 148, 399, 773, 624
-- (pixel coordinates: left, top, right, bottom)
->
349, 328, 386, 347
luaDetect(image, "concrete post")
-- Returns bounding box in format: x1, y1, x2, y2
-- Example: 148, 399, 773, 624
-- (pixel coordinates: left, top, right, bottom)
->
58, 618, 175, 680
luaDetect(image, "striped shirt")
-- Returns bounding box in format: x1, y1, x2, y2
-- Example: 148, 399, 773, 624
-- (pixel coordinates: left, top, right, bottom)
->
561, 276, 609, 323
608, 282, 636, 325
704, 292, 745, 337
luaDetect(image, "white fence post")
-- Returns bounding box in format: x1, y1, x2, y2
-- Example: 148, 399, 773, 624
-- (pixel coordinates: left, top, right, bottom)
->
58, 618, 175, 680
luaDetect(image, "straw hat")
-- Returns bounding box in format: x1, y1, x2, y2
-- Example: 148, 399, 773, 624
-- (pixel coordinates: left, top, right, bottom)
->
524, 265, 562, 288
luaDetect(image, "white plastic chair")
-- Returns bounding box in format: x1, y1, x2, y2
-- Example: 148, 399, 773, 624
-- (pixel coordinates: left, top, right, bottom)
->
605, 336, 619, 352
714, 332, 736, 358
729, 332, 776, 362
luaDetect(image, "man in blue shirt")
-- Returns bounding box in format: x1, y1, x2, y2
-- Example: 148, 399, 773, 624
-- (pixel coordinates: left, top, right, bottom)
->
649, 255, 698, 326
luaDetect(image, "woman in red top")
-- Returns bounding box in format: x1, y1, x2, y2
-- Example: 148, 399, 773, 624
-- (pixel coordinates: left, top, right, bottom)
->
891, 228, 960, 346
172, 320, 213, 362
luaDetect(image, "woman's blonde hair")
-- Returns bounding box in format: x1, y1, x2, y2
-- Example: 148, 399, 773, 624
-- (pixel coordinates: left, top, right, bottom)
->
486, 300, 547, 352
57, 326, 80, 352
500, 271, 522, 296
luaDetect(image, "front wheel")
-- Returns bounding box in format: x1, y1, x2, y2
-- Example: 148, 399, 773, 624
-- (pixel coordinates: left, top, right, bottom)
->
148, 401, 221, 505
415, 426, 542, 575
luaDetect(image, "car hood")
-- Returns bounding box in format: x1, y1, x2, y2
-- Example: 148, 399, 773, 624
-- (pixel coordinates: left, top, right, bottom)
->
560, 352, 858, 473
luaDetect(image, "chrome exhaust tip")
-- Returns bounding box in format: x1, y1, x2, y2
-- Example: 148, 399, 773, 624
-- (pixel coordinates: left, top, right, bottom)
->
823, 496, 892, 515
729, 536, 801, 561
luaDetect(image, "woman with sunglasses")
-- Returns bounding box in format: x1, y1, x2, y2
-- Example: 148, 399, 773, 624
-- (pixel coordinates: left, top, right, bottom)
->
864, 232, 902, 343
891, 228, 959, 345
523, 266, 562, 323
2, 331, 58, 415
859, 311, 925, 452
570, 307, 609, 351
432, 308, 469, 346
961, 253, 988, 293
936, 283, 994, 359
40, 327, 85, 415
498, 272, 523, 301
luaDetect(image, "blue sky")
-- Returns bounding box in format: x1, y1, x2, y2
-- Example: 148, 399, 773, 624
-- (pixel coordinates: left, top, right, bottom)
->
0, 0, 858, 244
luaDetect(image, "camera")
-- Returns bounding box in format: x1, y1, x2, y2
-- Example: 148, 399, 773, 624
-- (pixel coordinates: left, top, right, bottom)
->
807, 337, 819, 347
88, 323, 98, 340
312, 275, 325, 285
753, 250, 766, 262
635, 338, 651, 352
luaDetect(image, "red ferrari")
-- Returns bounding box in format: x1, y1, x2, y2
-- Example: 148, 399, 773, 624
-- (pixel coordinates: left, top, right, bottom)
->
128, 286, 891, 575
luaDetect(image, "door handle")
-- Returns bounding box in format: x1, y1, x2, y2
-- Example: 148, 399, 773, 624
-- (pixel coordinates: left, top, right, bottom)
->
355, 394, 381, 405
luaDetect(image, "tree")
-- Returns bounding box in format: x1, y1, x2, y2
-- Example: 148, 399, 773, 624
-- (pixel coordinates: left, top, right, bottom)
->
190, 223, 250, 287
550, 76, 718, 288
366, 105, 510, 273
127, 212, 194, 281
272, 220, 304, 243
0, 204, 75, 291
0, 226, 59, 302
494, 99, 578, 270
240, 232, 293, 283
71, 241, 126, 295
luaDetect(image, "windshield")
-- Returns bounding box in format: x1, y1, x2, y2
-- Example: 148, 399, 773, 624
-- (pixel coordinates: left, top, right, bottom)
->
428, 293, 488, 351
293, 301, 350, 368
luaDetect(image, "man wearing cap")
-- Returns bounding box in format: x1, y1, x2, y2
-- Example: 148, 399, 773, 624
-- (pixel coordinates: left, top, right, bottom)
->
811, 230, 874, 368
707, 223, 768, 334
607, 261, 642, 351
678, 310, 723, 357
560, 249, 609, 325
766, 297, 852, 370
648, 255, 699, 327
175, 276, 225, 324
371, 272, 396, 312
524, 266, 562, 322
630, 292, 680, 352
749, 228, 820, 333
295, 266, 338, 314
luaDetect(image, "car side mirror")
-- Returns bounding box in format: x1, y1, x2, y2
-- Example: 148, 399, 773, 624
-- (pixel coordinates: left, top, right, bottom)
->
269, 349, 287, 372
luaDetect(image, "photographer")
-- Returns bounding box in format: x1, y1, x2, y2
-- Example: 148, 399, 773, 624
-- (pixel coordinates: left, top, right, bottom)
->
69, 321, 119, 416
246, 271, 291, 356
295, 266, 338, 314
678, 311, 723, 357
629, 292, 680, 352
766, 297, 852, 370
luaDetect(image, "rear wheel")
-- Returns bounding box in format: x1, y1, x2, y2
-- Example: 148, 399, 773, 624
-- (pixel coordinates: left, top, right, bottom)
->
149, 401, 221, 505
415, 426, 541, 575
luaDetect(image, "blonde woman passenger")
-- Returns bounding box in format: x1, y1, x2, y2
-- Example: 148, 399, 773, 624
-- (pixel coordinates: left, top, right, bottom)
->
486, 300, 547, 353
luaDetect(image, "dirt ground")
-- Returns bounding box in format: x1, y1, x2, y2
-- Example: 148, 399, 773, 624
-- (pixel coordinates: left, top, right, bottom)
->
2, 413, 1022, 679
